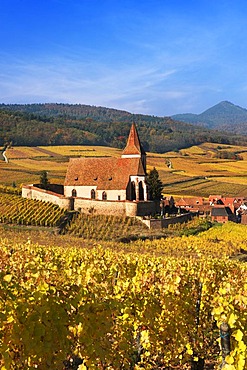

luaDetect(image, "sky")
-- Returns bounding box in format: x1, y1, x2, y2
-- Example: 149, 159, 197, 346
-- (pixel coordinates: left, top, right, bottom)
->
1, 0, 247, 116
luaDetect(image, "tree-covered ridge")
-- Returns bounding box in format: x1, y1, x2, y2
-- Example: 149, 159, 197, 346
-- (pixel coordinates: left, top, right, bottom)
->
1, 103, 247, 152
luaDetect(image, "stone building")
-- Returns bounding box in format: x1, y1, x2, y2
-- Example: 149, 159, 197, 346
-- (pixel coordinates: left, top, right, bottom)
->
22, 123, 157, 217
211, 205, 236, 223
64, 123, 148, 202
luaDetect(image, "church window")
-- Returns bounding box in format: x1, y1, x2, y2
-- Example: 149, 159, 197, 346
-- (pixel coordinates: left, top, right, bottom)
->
139, 181, 144, 201
131, 181, 136, 201
118, 195, 121, 200
102, 191, 107, 200
72, 189, 77, 197
91, 189, 96, 199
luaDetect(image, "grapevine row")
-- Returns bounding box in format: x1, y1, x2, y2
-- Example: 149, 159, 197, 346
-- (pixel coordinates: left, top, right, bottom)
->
0, 193, 67, 227
0, 235, 246, 369
64, 213, 143, 241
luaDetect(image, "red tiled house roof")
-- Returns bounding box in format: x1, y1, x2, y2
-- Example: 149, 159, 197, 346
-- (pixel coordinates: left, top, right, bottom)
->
176, 197, 205, 207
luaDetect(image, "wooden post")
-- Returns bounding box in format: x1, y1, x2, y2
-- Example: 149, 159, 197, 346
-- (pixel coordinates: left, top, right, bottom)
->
220, 322, 231, 367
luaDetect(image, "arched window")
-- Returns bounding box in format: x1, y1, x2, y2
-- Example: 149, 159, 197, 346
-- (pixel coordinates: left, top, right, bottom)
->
72, 189, 77, 197
131, 181, 136, 201
139, 181, 144, 201
91, 189, 96, 199
102, 191, 107, 200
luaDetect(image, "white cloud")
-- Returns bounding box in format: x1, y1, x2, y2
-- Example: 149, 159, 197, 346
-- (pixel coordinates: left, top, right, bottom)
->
0, 53, 180, 114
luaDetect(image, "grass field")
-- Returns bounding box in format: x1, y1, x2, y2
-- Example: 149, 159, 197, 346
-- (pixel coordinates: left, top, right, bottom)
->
1, 142, 247, 197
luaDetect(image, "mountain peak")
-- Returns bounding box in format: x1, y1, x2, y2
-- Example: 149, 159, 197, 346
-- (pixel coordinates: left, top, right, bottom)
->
172, 101, 247, 134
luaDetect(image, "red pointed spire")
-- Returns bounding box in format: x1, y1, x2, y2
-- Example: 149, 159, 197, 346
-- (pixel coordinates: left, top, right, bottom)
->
122, 123, 145, 156
121, 123, 146, 173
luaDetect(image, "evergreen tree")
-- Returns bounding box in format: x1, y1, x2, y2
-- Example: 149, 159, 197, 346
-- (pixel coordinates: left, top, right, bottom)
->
40, 170, 49, 190
147, 167, 164, 200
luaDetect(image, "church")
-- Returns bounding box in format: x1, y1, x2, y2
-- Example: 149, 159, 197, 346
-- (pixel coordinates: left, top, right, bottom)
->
64, 123, 148, 202
22, 123, 157, 217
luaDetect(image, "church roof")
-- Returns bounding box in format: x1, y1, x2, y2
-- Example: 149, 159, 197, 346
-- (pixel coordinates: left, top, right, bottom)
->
122, 123, 146, 156
64, 157, 145, 190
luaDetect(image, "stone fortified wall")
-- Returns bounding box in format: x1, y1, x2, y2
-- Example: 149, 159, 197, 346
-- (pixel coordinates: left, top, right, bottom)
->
22, 185, 156, 217
22, 185, 71, 209
22, 185, 194, 228
74, 198, 156, 217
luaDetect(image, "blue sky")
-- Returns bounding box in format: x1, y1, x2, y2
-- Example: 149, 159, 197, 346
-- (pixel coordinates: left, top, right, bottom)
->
1, 0, 247, 116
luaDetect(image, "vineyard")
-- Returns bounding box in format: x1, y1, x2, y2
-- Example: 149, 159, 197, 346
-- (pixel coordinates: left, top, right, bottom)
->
0, 192, 66, 227
63, 212, 152, 241
0, 222, 246, 369
164, 178, 247, 198
0, 141, 247, 369
1, 142, 247, 197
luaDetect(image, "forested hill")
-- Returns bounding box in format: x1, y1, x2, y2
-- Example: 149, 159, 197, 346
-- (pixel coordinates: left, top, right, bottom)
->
172, 101, 247, 134
0, 103, 246, 153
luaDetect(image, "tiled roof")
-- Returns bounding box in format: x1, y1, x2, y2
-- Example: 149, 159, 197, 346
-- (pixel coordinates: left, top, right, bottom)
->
176, 197, 205, 206
211, 206, 233, 216
122, 123, 146, 156
64, 157, 145, 190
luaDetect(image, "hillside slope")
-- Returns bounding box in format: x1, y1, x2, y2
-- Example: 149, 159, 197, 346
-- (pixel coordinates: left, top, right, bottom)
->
172, 101, 247, 134
0, 103, 246, 152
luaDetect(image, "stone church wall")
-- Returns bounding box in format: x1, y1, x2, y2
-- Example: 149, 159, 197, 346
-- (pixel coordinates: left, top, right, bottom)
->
22, 185, 71, 209
74, 198, 126, 216
125, 201, 156, 217
65, 185, 126, 201
22, 186, 156, 217
74, 198, 156, 217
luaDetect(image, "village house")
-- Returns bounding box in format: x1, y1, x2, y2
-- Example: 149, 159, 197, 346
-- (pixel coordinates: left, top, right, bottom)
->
175, 196, 210, 215
175, 195, 247, 223
211, 205, 236, 223
241, 212, 247, 225
209, 195, 246, 213
236, 202, 247, 224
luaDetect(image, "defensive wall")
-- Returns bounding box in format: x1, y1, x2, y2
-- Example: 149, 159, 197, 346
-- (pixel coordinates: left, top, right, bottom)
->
74, 197, 156, 217
22, 185, 194, 227
22, 185, 71, 209
22, 185, 157, 217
